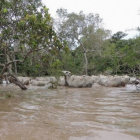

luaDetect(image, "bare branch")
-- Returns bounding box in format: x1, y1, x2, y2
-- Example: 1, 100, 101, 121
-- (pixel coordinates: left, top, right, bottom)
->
0, 60, 21, 75
22, 48, 42, 62
0, 64, 5, 67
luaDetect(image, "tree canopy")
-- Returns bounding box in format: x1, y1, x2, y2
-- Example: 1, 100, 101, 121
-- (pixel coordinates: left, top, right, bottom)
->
0, 2, 140, 84
0, 0, 65, 78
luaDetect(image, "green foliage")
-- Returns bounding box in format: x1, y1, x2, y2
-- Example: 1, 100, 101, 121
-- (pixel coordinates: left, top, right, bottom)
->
59, 32, 140, 76
55, 9, 110, 75
3, 8, 8, 13
0, 2, 139, 78
48, 59, 63, 77
0, 0, 65, 77
100, 35, 140, 75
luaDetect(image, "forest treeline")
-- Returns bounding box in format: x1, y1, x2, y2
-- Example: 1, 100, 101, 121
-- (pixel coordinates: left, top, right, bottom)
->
0, 0, 140, 78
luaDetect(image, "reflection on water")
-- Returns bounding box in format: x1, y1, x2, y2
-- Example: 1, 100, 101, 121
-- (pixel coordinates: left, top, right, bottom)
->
0, 87, 140, 140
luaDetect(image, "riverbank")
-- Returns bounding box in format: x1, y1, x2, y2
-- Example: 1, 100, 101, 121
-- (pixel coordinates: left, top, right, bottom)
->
19, 75, 140, 89
0, 75, 140, 91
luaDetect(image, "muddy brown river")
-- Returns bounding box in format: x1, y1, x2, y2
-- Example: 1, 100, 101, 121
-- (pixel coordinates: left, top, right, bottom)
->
0, 86, 140, 140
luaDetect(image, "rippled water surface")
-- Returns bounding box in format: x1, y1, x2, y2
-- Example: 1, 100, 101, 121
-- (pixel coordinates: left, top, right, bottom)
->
0, 86, 140, 140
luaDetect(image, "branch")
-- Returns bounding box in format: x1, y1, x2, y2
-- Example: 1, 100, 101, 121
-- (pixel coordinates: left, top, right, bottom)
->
76, 37, 95, 53
22, 48, 42, 63
86, 49, 95, 53
0, 60, 21, 75
0, 54, 4, 56
6, 60, 22, 66
0, 64, 4, 67
0, 48, 42, 76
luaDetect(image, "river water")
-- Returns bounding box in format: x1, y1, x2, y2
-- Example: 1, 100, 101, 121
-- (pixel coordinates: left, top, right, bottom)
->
0, 86, 140, 140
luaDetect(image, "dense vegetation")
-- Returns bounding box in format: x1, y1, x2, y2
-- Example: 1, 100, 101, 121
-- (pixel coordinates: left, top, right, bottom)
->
0, 0, 140, 78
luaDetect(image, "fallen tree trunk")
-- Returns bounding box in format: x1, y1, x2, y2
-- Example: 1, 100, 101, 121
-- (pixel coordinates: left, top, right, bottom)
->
8, 74, 27, 90
0, 66, 27, 90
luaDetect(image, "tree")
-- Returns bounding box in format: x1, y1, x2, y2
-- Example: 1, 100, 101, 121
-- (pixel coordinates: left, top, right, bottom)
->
0, 0, 64, 89
102, 32, 140, 76
111, 31, 127, 43
55, 9, 109, 75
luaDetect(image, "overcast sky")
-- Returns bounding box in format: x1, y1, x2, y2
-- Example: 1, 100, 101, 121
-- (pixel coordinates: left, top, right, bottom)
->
42, 0, 140, 36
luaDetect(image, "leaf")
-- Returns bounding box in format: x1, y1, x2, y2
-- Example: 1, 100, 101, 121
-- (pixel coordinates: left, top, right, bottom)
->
3, 8, 8, 13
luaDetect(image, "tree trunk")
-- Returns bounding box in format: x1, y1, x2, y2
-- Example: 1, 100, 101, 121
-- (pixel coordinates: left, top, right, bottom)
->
78, 39, 88, 76
8, 74, 27, 90
0, 73, 27, 90
6, 54, 13, 74
13, 54, 17, 75
84, 52, 88, 75
64, 75, 69, 86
